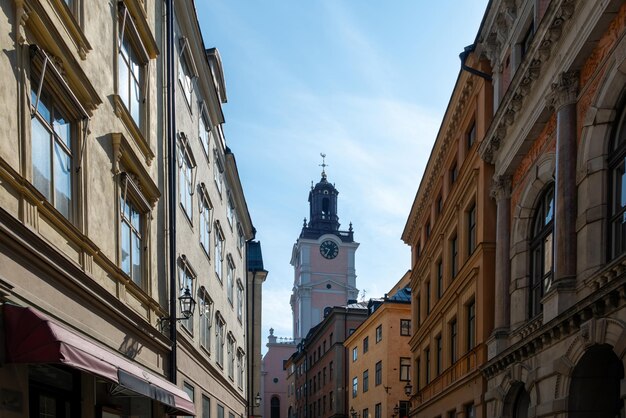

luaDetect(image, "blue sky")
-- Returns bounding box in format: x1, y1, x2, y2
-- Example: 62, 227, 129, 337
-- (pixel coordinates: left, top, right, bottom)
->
196, 1, 489, 351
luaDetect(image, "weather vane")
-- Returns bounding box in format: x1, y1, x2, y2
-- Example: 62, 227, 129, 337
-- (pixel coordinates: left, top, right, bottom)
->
320, 153, 328, 179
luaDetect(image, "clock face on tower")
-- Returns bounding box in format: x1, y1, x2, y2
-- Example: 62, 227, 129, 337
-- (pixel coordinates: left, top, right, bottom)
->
320, 240, 339, 259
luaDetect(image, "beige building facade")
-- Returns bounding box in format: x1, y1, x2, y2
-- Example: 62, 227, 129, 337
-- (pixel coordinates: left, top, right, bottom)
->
0, 0, 262, 417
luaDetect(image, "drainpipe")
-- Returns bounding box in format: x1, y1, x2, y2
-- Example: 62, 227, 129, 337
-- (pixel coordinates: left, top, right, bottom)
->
165, 0, 178, 384
459, 44, 492, 81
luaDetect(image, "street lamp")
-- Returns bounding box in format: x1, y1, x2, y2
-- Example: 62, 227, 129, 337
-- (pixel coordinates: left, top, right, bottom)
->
254, 392, 262, 407
349, 406, 360, 418
393, 404, 400, 417
404, 381, 413, 396
158, 286, 197, 329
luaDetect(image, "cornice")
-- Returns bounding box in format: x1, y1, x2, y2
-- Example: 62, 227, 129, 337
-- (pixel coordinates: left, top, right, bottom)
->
478, 0, 577, 164
403, 76, 477, 243
481, 260, 626, 379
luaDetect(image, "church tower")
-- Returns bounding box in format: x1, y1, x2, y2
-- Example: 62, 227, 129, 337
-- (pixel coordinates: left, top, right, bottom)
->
290, 156, 359, 342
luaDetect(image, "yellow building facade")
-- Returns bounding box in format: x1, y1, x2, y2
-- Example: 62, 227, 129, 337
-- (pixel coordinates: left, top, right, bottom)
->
345, 276, 413, 418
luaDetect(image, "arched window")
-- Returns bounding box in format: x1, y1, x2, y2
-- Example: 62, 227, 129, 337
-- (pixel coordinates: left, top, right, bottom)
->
529, 184, 554, 318
271, 396, 280, 418
609, 106, 626, 259
512, 387, 530, 418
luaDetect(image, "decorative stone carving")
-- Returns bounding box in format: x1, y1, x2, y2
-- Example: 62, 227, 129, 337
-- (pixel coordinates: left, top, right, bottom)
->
15, 0, 29, 45
490, 175, 512, 201
546, 71, 579, 111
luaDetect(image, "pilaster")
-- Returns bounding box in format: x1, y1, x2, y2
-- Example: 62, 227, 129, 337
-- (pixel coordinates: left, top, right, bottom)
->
543, 70, 579, 322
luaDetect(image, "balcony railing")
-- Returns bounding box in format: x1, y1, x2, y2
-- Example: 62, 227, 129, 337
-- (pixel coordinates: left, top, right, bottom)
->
414, 344, 486, 407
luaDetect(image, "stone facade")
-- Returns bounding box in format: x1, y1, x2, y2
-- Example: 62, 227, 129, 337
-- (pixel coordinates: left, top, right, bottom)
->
0, 0, 261, 417
475, 0, 626, 416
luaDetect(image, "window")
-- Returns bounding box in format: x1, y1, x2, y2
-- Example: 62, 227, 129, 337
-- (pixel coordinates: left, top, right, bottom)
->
425, 347, 431, 384
178, 257, 196, 332
529, 184, 554, 317
183, 383, 194, 418
215, 313, 225, 367
611, 107, 626, 258
120, 180, 144, 287
467, 300, 476, 351
436, 259, 443, 299
178, 135, 196, 221
450, 318, 458, 363
450, 161, 458, 185
465, 403, 475, 418
199, 103, 211, 156
416, 292, 421, 325
375, 325, 382, 342
426, 279, 431, 314
400, 319, 411, 336
213, 148, 224, 194
521, 21, 534, 59
199, 288, 213, 350
451, 233, 458, 278
178, 37, 197, 107
352, 347, 358, 362
30, 73, 80, 220
227, 255, 234, 304
363, 336, 369, 353
237, 223, 245, 254
363, 369, 369, 392
330, 361, 334, 379
448, 411, 457, 418
352, 377, 358, 398
217, 404, 224, 418
436, 193, 443, 215
363, 408, 369, 418
199, 184, 212, 255
202, 395, 210, 418
375, 361, 382, 386
237, 281, 244, 322
425, 220, 431, 238
214, 223, 224, 280
468, 203, 476, 255
416, 357, 421, 390
375, 403, 382, 418
467, 120, 476, 149
400, 357, 410, 381
329, 391, 334, 409
227, 333, 235, 380
118, 13, 145, 128
227, 192, 235, 226
435, 335, 442, 376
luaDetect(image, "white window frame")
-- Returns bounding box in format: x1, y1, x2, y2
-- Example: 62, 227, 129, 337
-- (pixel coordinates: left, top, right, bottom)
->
177, 133, 196, 222
237, 280, 244, 322
214, 222, 224, 280
199, 287, 213, 351
198, 183, 213, 256
227, 255, 234, 305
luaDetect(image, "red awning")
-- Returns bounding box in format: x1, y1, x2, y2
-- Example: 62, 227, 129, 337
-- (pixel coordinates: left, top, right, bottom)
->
3, 304, 195, 416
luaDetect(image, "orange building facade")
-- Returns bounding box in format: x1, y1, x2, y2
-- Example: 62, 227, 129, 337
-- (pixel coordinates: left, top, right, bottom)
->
344, 276, 413, 418
402, 44, 496, 417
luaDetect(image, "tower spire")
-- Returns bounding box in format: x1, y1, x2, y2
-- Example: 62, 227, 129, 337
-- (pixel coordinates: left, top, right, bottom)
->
319, 153, 328, 179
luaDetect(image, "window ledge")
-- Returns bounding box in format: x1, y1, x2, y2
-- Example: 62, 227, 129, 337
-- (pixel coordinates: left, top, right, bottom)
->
50, 0, 92, 59
113, 94, 154, 165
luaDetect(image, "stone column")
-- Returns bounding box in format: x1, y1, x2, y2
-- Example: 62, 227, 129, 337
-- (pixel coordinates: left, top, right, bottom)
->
488, 176, 511, 359
492, 176, 512, 331
544, 71, 578, 322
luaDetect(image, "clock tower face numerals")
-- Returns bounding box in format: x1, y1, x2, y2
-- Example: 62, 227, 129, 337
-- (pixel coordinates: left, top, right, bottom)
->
320, 240, 339, 259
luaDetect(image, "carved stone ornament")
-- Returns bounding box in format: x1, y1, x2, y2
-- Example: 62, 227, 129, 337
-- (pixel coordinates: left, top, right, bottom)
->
490, 175, 512, 201
546, 71, 579, 111
15, 0, 29, 45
